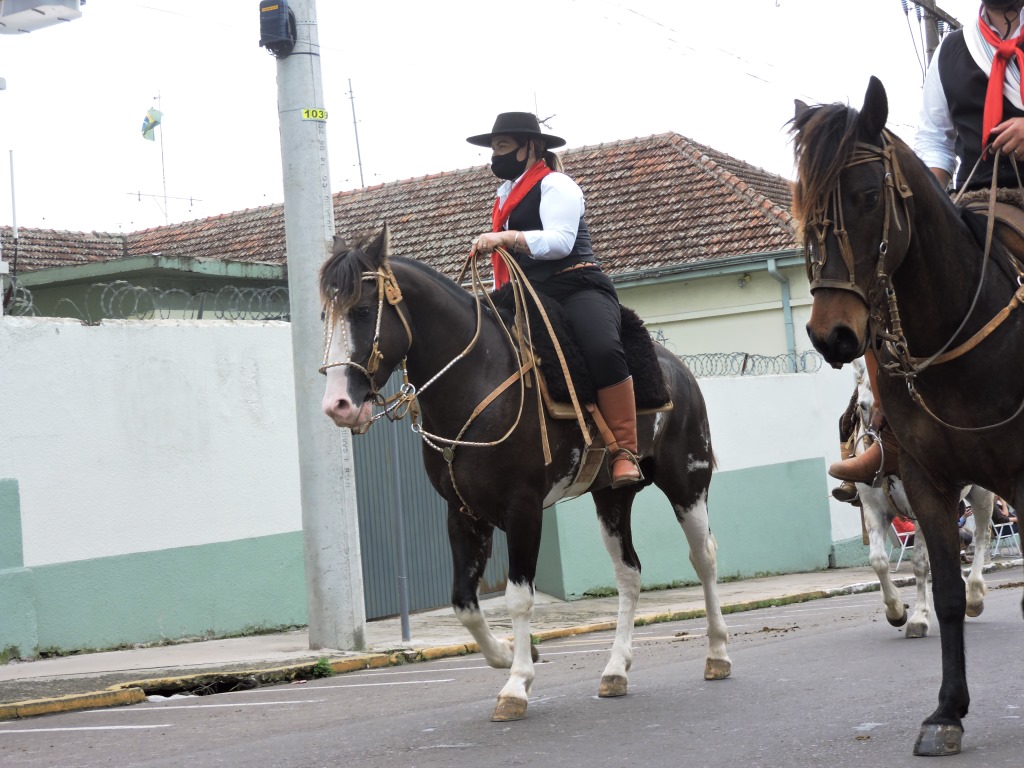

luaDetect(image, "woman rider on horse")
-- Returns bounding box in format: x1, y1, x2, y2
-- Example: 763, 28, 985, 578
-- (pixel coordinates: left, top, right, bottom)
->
467, 111, 641, 488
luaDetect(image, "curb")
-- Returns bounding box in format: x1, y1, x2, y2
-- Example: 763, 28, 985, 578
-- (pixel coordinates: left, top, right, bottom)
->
0, 687, 145, 721
2, 562, 1018, 721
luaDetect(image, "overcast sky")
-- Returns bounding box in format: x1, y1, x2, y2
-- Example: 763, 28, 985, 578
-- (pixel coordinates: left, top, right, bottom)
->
0, 0, 982, 234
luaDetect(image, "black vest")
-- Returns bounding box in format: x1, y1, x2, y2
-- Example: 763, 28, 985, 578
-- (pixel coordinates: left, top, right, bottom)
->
506, 181, 596, 283
938, 29, 1024, 191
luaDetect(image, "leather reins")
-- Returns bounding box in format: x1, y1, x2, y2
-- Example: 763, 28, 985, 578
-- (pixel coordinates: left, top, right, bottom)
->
319, 249, 594, 516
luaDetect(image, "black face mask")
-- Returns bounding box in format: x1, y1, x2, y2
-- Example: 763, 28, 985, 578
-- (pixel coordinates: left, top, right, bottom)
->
491, 147, 529, 180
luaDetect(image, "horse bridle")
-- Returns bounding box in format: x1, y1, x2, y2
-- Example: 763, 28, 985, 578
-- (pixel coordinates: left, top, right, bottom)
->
804, 130, 913, 309
318, 258, 538, 451
320, 264, 416, 430
806, 132, 1024, 431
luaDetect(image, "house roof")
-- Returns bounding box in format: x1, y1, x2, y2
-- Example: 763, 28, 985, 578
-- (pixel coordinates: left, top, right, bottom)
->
0, 132, 797, 282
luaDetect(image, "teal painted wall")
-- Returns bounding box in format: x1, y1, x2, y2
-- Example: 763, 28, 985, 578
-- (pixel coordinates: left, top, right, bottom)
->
0, 479, 23, 570
535, 459, 834, 600
0, 480, 37, 659
0, 568, 37, 659
833, 535, 872, 568
0, 531, 307, 656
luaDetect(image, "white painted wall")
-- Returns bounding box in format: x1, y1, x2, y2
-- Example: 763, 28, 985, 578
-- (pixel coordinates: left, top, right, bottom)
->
0, 314, 862, 572
0, 317, 302, 567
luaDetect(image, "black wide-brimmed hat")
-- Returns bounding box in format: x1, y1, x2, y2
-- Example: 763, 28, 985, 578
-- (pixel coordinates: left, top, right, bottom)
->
466, 112, 566, 149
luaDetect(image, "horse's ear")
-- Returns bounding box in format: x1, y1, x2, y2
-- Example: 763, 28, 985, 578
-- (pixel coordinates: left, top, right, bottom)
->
794, 99, 809, 121
859, 76, 888, 139
364, 224, 390, 264
331, 235, 348, 256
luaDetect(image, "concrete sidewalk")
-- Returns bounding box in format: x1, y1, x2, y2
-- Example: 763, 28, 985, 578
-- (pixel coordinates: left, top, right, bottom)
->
1, 561, 1020, 720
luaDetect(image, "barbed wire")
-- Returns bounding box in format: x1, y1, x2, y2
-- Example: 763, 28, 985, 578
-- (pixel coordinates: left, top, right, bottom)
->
679, 351, 823, 377
7, 282, 290, 322
5, 283, 823, 376
2, 283, 39, 316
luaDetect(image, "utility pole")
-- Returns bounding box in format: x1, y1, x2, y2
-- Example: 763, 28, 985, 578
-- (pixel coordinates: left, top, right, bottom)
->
269, 0, 366, 650
914, 0, 962, 66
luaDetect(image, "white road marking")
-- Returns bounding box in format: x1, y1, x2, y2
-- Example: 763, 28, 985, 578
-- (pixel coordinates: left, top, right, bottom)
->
92, 700, 325, 711
229, 679, 456, 692
348, 666, 487, 677
0, 724, 172, 733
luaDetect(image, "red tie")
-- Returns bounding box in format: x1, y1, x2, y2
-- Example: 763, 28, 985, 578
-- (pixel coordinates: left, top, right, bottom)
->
978, 16, 1024, 154
489, 160, 551, 289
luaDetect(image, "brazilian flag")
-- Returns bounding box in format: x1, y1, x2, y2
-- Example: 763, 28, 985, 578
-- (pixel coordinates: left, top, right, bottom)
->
142, 108, 162, 141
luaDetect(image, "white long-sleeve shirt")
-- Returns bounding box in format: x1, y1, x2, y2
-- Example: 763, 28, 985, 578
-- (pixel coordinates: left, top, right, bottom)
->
494, 172, 585, 260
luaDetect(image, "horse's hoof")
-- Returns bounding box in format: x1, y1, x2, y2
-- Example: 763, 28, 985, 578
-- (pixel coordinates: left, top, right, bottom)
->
598, 674, 628, 698
965, 602, 984, 618
913, 724, 963, 756
704, 658, 732, 680
886, 609, 909, 628
905, 622, 929, 639
491, 696, 527, 722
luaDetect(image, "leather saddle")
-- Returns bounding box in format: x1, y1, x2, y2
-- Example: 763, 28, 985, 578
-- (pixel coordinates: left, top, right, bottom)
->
964, 199, 1024, 262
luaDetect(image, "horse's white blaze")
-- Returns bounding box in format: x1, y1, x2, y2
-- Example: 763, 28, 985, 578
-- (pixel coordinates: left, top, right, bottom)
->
322, 315, 371, 428
673, 490, 731, 669
496, 581, 536, 703
597, 521, 640, 681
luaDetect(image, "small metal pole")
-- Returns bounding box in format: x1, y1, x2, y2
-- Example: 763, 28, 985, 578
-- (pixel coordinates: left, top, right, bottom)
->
388, 423, 411, 642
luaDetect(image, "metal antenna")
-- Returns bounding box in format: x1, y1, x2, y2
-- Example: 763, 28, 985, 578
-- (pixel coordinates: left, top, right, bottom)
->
349, 79, 365, 188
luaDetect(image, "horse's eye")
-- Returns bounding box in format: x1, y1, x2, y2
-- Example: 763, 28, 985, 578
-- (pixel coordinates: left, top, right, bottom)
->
353, 305, 371, 319
864, 190, 880, 209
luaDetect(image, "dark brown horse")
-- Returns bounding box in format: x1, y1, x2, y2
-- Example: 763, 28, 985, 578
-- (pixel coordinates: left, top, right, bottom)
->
318, 226, 731, 722
794, 76, 1024, 756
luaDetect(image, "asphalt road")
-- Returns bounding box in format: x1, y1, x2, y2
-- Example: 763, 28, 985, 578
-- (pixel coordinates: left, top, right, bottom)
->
1, 575, 1021, 768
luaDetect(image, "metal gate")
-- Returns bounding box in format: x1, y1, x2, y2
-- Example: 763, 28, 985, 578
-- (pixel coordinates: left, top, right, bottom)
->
351, 375, 509, 620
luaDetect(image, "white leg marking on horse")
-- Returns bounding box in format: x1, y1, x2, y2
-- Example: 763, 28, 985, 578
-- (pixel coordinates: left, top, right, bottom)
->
859, 485, 911, 628
908, 537, 933, 636
675, 491, 731, 678
963, 487, 992, 617
597, 522, 640, 685
496, 582, 536, 703
455, 606, 514, 669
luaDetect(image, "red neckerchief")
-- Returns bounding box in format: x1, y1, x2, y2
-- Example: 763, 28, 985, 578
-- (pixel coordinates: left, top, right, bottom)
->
490, 160, 552, 289
979, 15, 1024, 155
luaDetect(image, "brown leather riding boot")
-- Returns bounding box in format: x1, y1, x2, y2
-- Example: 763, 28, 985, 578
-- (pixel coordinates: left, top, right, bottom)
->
596, 377, 642, 488
831, 441, 860, 503
828, 424, 900, 484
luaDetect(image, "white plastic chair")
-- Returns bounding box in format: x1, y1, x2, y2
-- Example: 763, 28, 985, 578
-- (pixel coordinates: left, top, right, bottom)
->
888, 522, 915, 572
990, 523, 1021, 558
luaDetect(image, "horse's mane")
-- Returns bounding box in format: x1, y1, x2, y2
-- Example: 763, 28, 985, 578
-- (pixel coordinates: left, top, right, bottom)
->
319, 235, 381, 310
789, 102, 861, 233
318, 231, 474, 313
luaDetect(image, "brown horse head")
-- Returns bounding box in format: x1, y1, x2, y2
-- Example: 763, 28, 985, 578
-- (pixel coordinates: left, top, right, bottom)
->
791, 77, 913, 366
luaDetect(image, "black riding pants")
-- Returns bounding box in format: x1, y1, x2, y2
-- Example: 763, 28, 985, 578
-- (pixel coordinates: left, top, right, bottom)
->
531, 267, 629, 390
